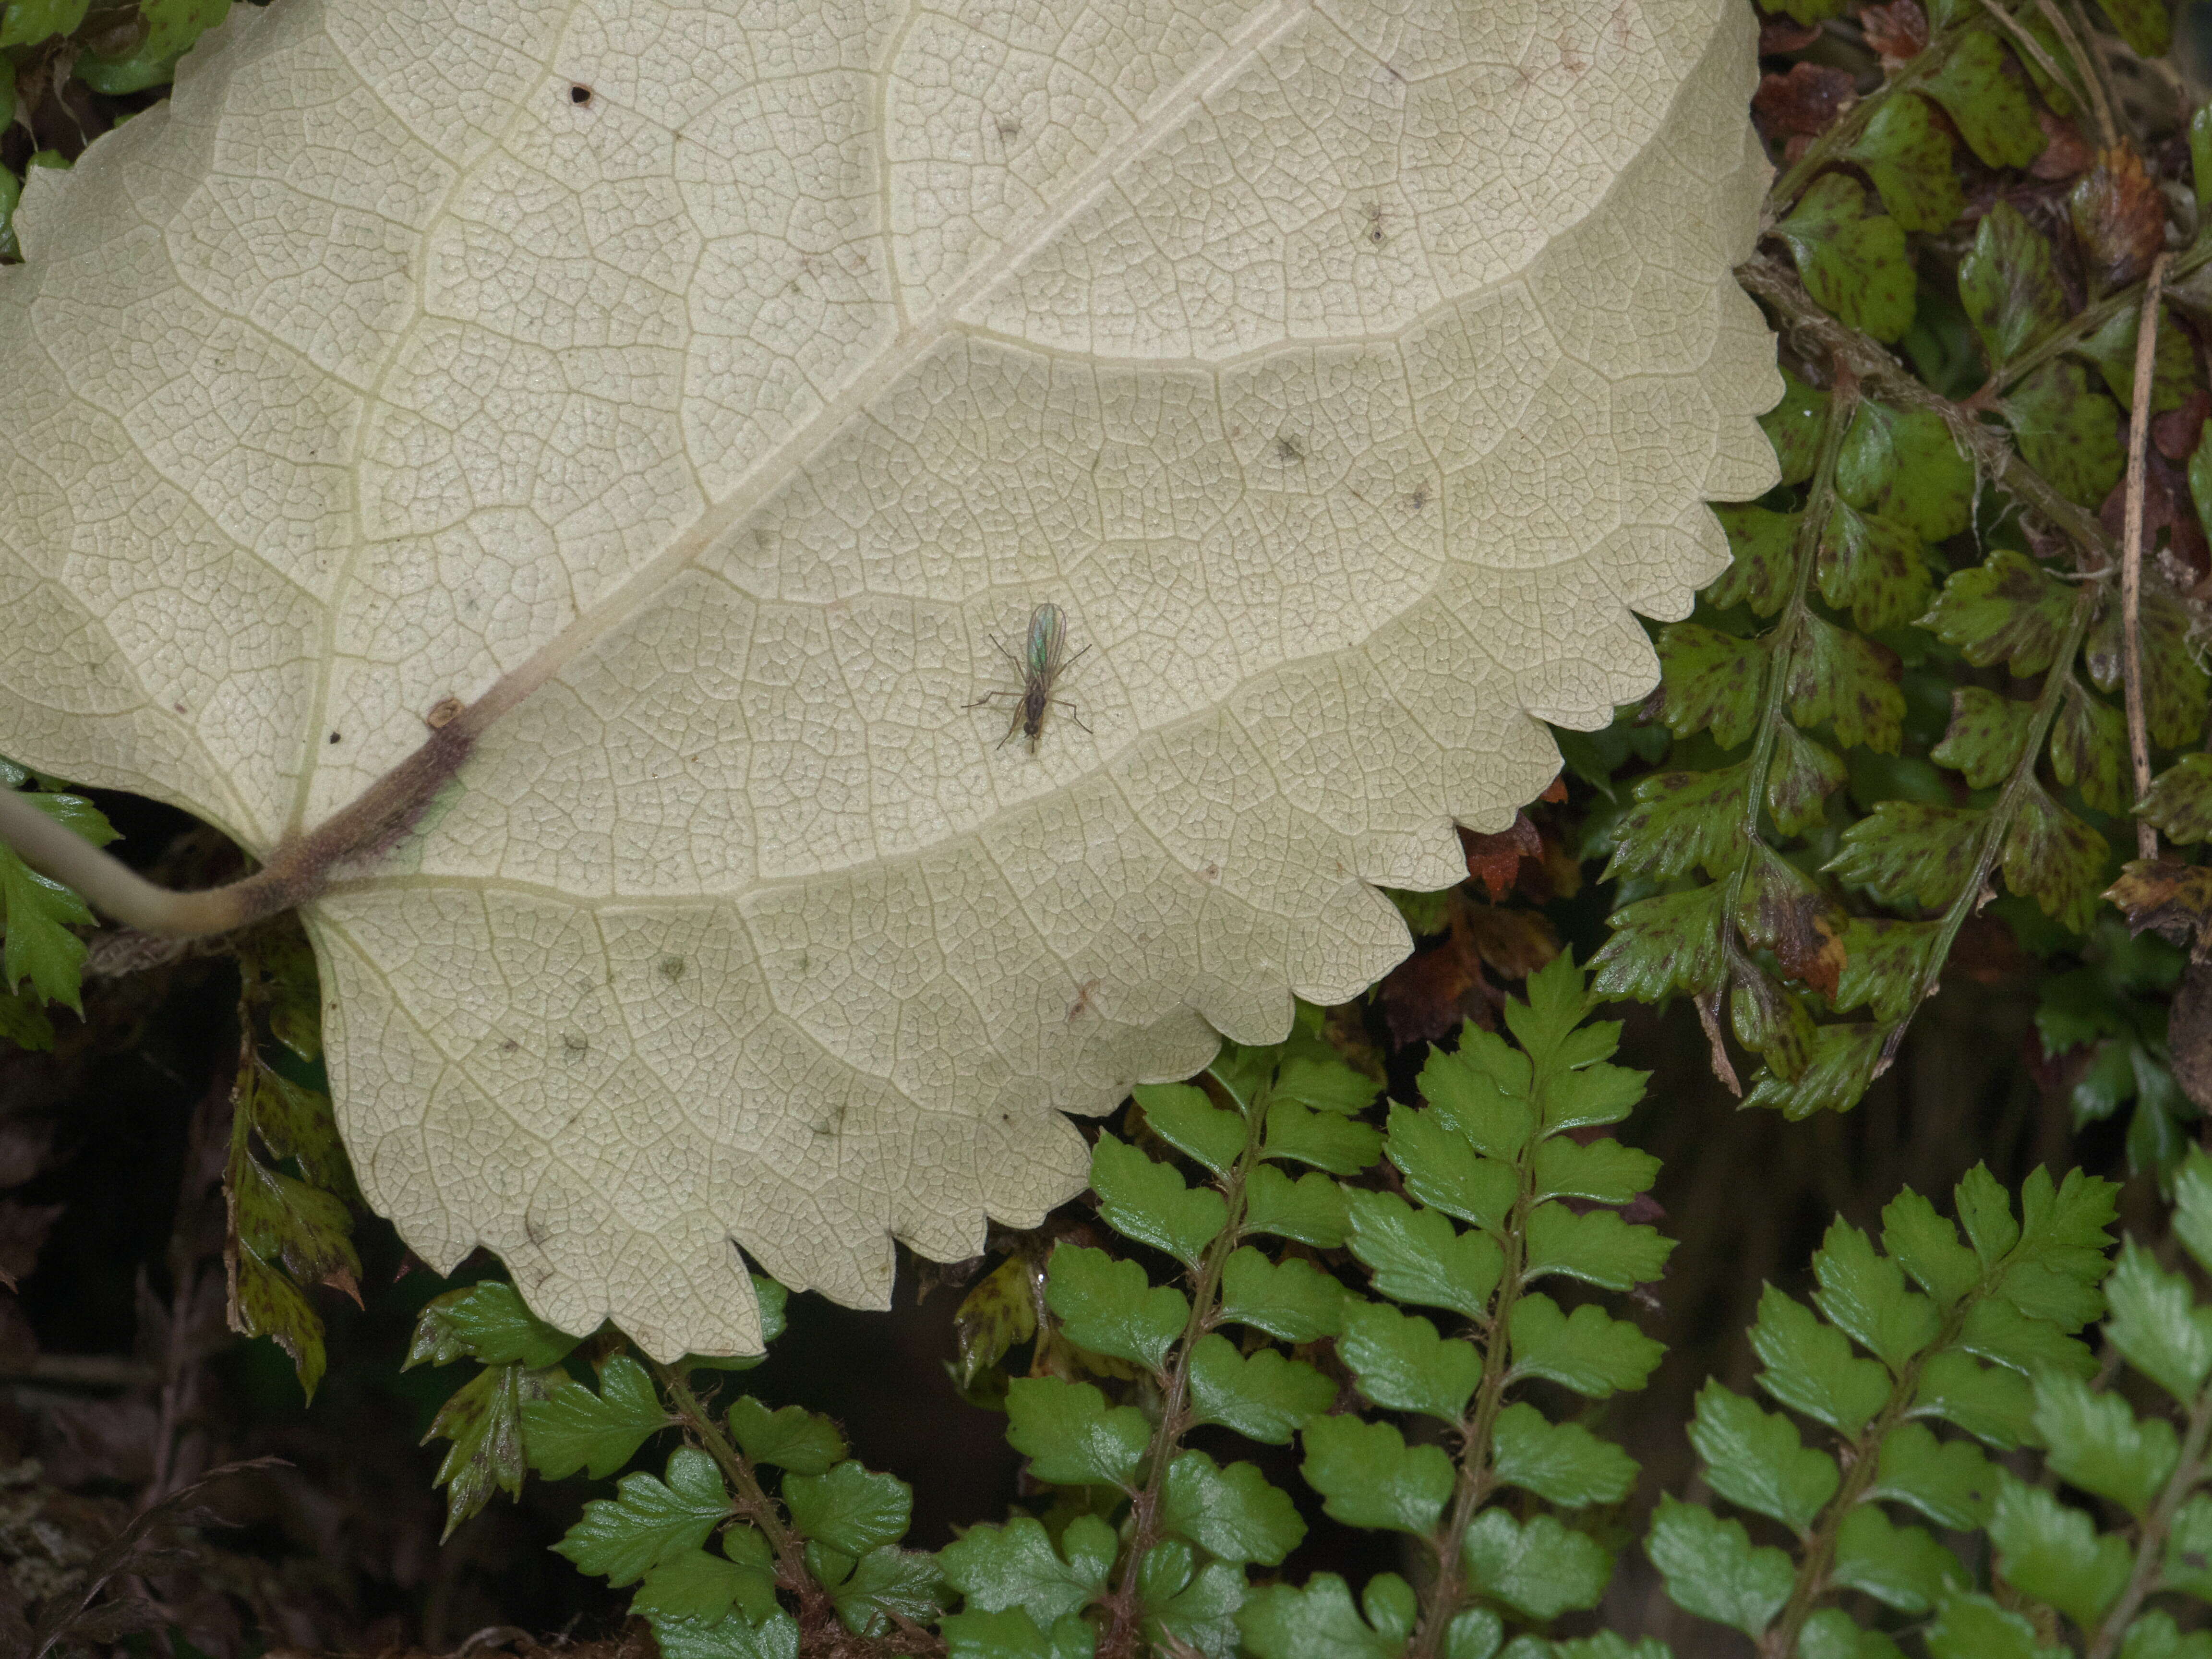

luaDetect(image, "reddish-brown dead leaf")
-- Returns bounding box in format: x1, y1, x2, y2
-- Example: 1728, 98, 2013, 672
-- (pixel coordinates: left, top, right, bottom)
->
1378, 921, 1492, 1048
2030, 111, 2093, 182
1947, 914, 2032, 985
2070, 143, 2168, 293
1462, 814, 1541, 902
1860, 1, 1929, 65
1738, 868, 1849, 1000
1539, 774, 1568, 804
1758, 17, 1823, 53
1753, 62, 1858, 142
2107, 856, 2212, 956
1776, 906, 1847, 1000
2173, 959, 2212, 1111
1694, 989, 1742, 1098
1533, 828, 1582, 903
2164, 522, 2211, 594
2156, 389, 2212, 461
1462, 905, 1560, 982
2102, 445, 2192, 550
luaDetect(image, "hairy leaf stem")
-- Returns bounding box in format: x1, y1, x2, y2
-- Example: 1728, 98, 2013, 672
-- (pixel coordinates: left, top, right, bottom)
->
1096, 1073, 1274, 1659
649, 1358, 858, 1648
2035, 0, 2122, 151
0, 710, 481, 938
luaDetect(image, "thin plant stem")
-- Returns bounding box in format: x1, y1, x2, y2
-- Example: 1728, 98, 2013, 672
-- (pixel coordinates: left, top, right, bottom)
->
2054, 0, 2130, 150
1767, 35, 1959, 224
1975, 0, 2095, 124
1715, 381, 1855, 948
654, 1358, 944, 1655
650, 1364, 815, 1602
1097, 1079, 1274, 1659
2121, 253, 2172, 856
1762, 1229, 2059, 1655
1995, 238, 2212, 398
1407, 1030, 1580, 1659
2087, 1381, 2212, 1659
1884, 581, 2101, 1059
1734, 254, 2116, 1064
2030, 0, 2118, 146
1736, 255, 2119, 568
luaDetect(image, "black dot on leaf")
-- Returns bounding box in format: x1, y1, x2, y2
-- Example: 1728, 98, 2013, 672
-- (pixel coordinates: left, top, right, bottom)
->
569, 84, 593, 105
327, 731, 341, 744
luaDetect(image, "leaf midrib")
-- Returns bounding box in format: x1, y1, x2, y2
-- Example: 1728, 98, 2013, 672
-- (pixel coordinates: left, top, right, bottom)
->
293, 0, 1311, 844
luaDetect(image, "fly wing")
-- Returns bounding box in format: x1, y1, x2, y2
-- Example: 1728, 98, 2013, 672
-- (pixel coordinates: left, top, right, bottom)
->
1025, 603, 1067, 683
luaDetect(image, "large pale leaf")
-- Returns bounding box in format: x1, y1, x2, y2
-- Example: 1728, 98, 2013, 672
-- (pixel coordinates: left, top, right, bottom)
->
0, 0, 1776, 1355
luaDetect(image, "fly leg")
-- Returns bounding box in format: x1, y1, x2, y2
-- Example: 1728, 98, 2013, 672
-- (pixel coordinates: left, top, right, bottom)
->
966, 688, 1028, 746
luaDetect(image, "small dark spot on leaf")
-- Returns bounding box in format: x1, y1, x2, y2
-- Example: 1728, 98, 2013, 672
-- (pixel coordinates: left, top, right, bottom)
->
499, 1038, 518, 1053
658, 954, 686, 981
562, 1032, 588, 1055
328, 731, 341, 744
1274, 435, 1306, 464
569, 84, 593, 105
172, 702, 187, 714
1408, 484, 1428, 511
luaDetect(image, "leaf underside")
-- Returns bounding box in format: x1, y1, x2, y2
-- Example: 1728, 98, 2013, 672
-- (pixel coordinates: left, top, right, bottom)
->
0, 0, 1778, 1354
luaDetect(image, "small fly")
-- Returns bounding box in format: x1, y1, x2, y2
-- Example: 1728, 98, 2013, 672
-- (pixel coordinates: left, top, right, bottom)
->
970, 601, 1092, 754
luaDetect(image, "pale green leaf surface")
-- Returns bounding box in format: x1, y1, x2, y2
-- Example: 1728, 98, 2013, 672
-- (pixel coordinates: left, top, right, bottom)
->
0, 0, 1777, 1355
1646, 1496, 1790, 1641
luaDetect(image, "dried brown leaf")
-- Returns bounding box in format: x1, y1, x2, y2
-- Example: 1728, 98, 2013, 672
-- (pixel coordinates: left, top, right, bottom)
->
1758, 17, 1823, 53
1860, 1, 1929, 66
1754, 62, 1858, 143
2030, 111, 2092, 182
1462, 815, 1541, 902
2155, 389, 2212, 462
2070, 143, 2167, 293
2106, 856, 2212, 955
1694, 989, 1742, 1097
1461, 906, 1560, 982
1377, 921, 1492, 1049
2172, 959, 2212, 1111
